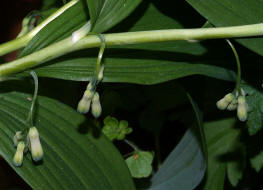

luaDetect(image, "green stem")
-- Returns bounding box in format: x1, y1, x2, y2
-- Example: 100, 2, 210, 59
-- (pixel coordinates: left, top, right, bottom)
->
0, 0, 79, 56
92, 34, 106, 83
226, 39, 241, 92
0, 35, 32, 57
26, 71, 38, 127
124, 139, 139, 151
1, 23, 263, 76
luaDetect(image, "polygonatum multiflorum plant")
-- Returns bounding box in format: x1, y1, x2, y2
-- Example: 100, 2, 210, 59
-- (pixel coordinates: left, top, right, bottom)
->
0, 0, 263, 189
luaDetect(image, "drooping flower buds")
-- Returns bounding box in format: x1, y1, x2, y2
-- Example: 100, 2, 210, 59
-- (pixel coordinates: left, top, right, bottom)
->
28, 127, 43, 162
237, 96, 248, 122
216, 93, 235, 110
77, 82, 96, 114
77, 82, 103, 118
216, 89, 248, 122
13, 141, 25, 167
91, 92, 102, 118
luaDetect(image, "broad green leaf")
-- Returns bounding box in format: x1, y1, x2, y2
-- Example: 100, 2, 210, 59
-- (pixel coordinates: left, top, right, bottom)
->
125, 151, 154, 178
203, 119, 242, 190
185, 0, 263, 56
25, 3, 236, 84
250, 150, 263, 172
19, 1, 88, 57
86, 0, 141, 32
148, 95, 206, 190
0, 92, 135, 190
29, 55, 235, 85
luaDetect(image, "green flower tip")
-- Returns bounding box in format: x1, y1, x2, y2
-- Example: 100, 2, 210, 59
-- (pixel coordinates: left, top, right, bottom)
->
91, 92, 102, 118
28, 127, 43, 162
13, 131, 23, 147
13, 141, 25, 167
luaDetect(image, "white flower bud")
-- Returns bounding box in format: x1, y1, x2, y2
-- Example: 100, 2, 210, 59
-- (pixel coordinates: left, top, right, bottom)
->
237, 96, 246, 105
13, 141, 25, 167
237, 104, 248, 122
91, 92, 102, 118
224, 93, 235, 103
28, 127, 43, 162
13, 131, 23, 147
77, 98, 91, 114
216, 98, 229, 110
237, 96, 248, 122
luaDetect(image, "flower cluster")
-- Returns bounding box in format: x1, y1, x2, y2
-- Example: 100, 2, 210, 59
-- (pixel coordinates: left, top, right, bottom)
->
77, 82, 102, 118
216, 90, 248, 121
13, 127, 43, 167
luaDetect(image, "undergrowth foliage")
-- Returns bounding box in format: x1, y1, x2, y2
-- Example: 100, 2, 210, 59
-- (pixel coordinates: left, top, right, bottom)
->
0, 0, 263, 189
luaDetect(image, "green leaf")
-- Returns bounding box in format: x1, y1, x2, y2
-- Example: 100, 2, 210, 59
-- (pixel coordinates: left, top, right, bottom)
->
26, 3, 236, 84
227, 162, 242, 187
86, 0, 141, 32
102, 116, 132, 141
185, 0, 263, 56
226, 145, 246, 187
148, 95, 206, 190
242, 84, 263, 135
250, 150, 263, 172
19, 1, 88, 57
0, 92, 135, 190
203, 118, 242, 190
28, 55, 235, 84
125, 151, 154, 178
104, 116, 118, 126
